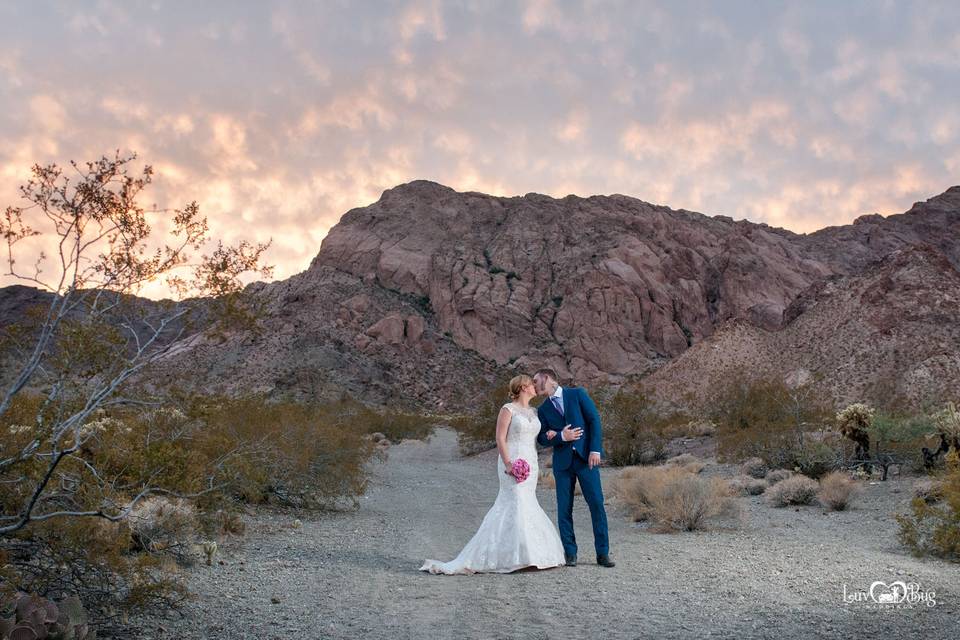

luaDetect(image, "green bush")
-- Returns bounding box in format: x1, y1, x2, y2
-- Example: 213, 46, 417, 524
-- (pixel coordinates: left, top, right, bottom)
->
896, 453, 960, 561
597, 386, 670, 467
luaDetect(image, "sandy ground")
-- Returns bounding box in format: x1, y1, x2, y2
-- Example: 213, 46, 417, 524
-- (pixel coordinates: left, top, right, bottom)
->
130, 427, 960, 640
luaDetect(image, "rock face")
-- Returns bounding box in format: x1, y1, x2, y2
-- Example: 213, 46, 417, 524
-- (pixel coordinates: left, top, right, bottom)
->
2, 181, 959, 411
645, 244, 960, 408
310, 180, 960, 386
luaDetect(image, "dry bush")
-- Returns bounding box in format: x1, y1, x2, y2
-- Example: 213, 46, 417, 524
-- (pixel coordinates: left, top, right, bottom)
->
663, 453, 706, 474
596, 385, 669, 467
913, 479, 944, 503
764, 469, 794, 485
612, 464, 740, 531
765, 474, 820, 507
127, 496, 198, 556
729, 474, 768, 496
896, 453, 960, 561
448, 380, 515, 455
741, 457, 768, 479
711, 369, 834, 472
817, 471, 861, 511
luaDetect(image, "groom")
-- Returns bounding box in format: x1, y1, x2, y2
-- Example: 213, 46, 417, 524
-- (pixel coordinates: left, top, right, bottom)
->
533, 368, 614, 568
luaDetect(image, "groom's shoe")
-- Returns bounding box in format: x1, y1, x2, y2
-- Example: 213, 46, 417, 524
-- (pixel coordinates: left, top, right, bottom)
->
564, 554, 577, 567
596, 554, 615, 568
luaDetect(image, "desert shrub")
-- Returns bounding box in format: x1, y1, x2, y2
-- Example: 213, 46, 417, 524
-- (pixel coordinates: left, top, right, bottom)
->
712, 370, 833, 471
741, 457, 768, 479
663, 419, 717, 439
764, 469, 794, 485
785, 440, 839, 479
663, 453, 706, 474
0, 391, 376, 625
597, 385, 669, 467
128, 496, 198, 558
612, 464, 739, 531
896, 452, 960, 561
346, 400, 435, 442
913, 479, 944, 503
765, 474, 820, 507
869, 411, 933, 472
818, 471, 861, 511
729, 474, 768, 496
448, 381, 514, 455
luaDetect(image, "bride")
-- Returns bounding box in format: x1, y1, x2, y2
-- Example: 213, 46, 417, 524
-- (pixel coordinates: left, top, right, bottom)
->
419, 374, 570, 574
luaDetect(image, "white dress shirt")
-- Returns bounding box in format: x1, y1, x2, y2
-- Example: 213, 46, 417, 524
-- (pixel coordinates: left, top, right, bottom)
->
551, 385, 600, 456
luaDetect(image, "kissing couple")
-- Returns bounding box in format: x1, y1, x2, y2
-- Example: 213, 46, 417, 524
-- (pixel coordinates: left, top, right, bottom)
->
420, 368, 614, 574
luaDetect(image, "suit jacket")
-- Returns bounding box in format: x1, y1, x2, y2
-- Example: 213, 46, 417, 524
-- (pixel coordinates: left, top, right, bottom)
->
536, 386, 604, 471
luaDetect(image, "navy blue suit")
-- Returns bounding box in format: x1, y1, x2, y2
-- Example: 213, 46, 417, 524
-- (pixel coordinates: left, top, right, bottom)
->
537, 386, 610, 557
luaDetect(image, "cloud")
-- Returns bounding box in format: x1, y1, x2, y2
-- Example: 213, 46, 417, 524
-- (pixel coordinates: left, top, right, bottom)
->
0, 1, 958, 299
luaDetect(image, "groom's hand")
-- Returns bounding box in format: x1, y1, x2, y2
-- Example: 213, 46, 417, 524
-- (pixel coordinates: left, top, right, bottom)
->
560, 425, 583, 442
588, 452, 601, 469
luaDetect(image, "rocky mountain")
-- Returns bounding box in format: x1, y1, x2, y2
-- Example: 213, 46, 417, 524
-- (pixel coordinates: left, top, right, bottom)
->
644, 244, 960, 409
2, 182, 958, 411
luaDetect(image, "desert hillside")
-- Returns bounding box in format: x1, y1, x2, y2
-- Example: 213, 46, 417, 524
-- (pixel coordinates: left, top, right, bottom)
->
3, 182, 959, 410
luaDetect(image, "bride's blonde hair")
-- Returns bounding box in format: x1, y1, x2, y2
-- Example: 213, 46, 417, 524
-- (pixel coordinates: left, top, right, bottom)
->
508, 374, 533, 401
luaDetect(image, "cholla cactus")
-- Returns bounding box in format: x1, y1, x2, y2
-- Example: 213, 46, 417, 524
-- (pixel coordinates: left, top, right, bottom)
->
201, 540, 218, 566
933, 402, 960, 440
836, 403, 874, 460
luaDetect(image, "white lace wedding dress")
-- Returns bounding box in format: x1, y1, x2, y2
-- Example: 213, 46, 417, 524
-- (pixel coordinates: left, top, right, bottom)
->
419, 402, 566, 574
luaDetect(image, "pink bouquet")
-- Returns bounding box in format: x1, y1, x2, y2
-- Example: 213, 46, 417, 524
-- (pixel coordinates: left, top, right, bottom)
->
506, 458, 530, 483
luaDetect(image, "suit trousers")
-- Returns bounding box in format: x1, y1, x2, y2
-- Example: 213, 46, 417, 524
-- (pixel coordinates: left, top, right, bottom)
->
552, 450, 609, 557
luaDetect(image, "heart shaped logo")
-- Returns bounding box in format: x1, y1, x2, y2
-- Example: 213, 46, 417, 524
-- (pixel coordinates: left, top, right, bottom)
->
869, 580, 908, 604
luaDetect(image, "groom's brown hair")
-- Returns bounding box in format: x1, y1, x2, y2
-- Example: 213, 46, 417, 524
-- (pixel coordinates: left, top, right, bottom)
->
534, 367, 559, 383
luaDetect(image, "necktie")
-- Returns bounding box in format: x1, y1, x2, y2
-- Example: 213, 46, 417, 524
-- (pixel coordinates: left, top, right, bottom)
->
550, 396, 563, 416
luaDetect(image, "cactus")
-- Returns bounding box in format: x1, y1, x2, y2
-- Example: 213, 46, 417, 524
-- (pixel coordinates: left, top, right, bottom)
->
0, 593, 94, 640
201, 540, 218, 566
836, 403, 874, 463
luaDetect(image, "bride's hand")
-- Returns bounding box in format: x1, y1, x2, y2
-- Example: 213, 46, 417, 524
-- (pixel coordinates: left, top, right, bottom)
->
545, 430, 557, 439
503, 459, 514, 474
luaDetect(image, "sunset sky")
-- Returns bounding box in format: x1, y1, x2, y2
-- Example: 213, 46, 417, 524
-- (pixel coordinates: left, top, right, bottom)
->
1, 1, 959, 299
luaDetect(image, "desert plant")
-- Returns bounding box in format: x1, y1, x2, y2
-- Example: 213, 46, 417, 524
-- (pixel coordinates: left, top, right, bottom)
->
0, 152, 271, 537
764, 469, 794, 485
712, 370, 832, 471
612, 464, 739, 531
836, 403, 874, 462
786, 440, 838, 479
0, 592, 95, 639
728, 475, 768, 496
896, 453, 960, 561
913, 479, 944, 503
663, 453, 706, 474
127, 496, 198, 556
765, 474, 820, 507
741, 457, 768, 479
597, 385, 668, 467
818, 471, 861, 511
448, 377, 516, 455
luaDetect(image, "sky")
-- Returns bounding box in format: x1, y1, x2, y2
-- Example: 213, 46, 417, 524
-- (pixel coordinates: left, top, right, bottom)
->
1, 0, 959, 299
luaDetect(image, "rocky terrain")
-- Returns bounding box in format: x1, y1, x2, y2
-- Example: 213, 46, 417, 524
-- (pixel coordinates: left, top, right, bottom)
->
2, 182, 959, 411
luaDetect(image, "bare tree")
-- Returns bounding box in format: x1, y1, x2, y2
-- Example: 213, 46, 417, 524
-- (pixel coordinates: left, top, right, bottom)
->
0, 151, 273, 535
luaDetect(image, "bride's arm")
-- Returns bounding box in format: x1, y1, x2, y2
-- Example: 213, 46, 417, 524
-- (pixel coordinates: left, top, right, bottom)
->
496, 406, 513, 472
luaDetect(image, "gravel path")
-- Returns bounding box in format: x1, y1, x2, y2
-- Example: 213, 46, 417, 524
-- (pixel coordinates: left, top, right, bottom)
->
132, 428, 959, 639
